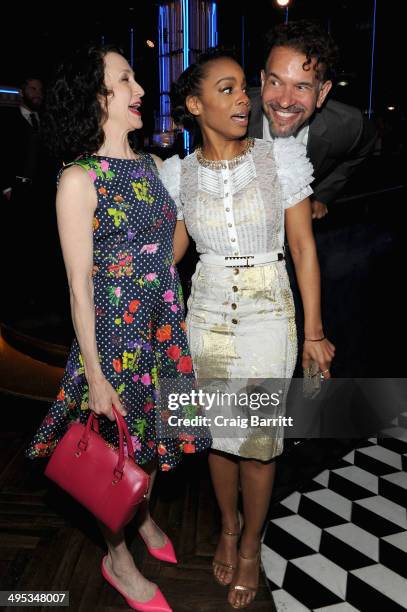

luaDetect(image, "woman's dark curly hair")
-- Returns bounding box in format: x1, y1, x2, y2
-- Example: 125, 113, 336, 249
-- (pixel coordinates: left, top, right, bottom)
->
43, 43, 123, 161
265, 20, 339, 82
170, 48, 239, 142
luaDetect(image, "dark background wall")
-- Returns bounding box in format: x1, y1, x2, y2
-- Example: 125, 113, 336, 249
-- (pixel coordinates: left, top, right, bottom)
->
217, 0, 401, 114
1, 1, 404, 130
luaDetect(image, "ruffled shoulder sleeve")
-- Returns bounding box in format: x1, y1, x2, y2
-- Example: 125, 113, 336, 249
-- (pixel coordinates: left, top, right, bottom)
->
159, 155, 183, 220
273, 137, 314, 209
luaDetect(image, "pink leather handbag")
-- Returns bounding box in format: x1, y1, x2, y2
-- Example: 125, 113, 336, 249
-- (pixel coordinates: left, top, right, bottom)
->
45, 407, 150, 532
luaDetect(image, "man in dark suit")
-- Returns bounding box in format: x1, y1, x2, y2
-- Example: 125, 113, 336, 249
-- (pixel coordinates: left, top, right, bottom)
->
249, 21, 377, 379
1, 76, 59, 317
1, 76, 44, 201
249, 23, 381, 479
249, 20, 377, 220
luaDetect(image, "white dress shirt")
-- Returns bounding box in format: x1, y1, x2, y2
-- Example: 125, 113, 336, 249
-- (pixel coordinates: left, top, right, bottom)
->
20, 105, 40, 128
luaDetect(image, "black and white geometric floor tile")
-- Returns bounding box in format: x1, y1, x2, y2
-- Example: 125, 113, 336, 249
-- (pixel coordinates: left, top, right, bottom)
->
262, 421, 407, 611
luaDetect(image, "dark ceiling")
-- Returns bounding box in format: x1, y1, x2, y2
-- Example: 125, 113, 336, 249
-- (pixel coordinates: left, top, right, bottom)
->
1, 1, 401, 119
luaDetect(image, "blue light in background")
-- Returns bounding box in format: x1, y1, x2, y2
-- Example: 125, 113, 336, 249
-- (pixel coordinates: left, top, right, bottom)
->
0, 88, 19, 94
158, 4, 170, 132
182, 0, 189, 70
157, 0, 218, 154
158, 5, 164, 129
210, 2, 218, 47
182, 0, 190, 152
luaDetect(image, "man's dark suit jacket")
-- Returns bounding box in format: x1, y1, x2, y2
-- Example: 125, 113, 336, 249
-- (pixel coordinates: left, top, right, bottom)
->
249, 92, 379, 378
248, 91, 377, 205
0, 107, 61, 316
0, 107, 43, 193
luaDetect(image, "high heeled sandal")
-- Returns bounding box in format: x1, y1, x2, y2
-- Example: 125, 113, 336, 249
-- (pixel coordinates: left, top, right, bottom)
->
212, 513, 244, 587
228, 550, 260, 609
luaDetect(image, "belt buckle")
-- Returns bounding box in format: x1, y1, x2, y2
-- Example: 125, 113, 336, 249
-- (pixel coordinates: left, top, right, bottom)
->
225, 255, 254, 268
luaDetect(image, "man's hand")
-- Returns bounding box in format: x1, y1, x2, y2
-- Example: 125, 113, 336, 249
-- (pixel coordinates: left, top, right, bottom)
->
311, 200, 328, 219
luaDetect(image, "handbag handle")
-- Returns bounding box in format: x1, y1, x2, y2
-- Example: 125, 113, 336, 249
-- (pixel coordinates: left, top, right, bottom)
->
78, 407, 135, 481
113, 408, 136, 461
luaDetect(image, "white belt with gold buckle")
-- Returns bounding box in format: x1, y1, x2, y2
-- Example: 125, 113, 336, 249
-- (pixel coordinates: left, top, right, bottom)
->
200, 251, 285, 268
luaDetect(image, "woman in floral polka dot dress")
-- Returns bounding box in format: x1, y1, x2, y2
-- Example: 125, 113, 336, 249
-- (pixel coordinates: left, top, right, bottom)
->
25, 44, 210, 612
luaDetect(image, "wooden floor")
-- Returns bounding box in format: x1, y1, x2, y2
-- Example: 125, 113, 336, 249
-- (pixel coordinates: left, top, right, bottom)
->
0, 394, 274, 612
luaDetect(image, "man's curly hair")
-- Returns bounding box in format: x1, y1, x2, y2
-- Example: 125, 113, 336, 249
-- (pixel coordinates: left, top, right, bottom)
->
265, 20, 339, 82
43, 43, 123, 161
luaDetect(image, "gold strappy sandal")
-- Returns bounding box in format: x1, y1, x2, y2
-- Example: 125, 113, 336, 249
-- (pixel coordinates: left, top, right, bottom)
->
228, 550, 260, 609
212, 513, 244, 586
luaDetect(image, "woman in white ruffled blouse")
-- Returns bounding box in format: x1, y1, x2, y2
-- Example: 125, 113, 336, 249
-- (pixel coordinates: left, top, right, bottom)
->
160, 50, 335, 609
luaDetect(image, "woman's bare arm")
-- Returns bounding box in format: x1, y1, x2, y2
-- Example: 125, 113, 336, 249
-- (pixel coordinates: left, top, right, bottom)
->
56, 166, 126, 419
285, 198, 335, 375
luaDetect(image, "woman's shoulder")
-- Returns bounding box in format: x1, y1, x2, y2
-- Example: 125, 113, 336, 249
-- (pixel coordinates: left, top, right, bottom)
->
58, 156, 116, 190
161, 154, 182, 173
161, 153, 197, 188
61, 156, 111, 173
56, 162, 98, 209
272, 136, 313, 173
58, 162, 92, 186
160, 154, 182, 193
161, 152, 195, 165
271, 137, 314, 203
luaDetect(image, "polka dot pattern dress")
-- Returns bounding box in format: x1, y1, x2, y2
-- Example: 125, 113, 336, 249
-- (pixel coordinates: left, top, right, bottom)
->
26, 154, 211, 471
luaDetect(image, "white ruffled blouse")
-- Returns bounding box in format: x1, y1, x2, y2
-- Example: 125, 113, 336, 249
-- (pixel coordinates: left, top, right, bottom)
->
160, 137, 313, 257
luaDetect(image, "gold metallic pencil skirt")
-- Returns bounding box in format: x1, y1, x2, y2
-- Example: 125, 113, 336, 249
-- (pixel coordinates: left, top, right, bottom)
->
186, 260, 297, 461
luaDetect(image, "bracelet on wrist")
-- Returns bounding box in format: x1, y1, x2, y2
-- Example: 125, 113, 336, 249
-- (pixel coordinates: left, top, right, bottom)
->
304, 335, 326, 342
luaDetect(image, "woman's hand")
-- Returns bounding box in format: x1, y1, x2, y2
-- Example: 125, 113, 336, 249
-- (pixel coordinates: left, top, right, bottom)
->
88, 374, 127, 421
302, 338, 336, 379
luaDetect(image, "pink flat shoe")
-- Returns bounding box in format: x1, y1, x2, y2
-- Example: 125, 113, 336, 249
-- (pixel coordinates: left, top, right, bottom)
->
101, 556, 172, 612
139, 520, 177, 564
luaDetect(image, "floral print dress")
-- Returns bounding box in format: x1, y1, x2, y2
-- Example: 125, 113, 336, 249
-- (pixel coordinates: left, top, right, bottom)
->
26, 154, 211, 470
